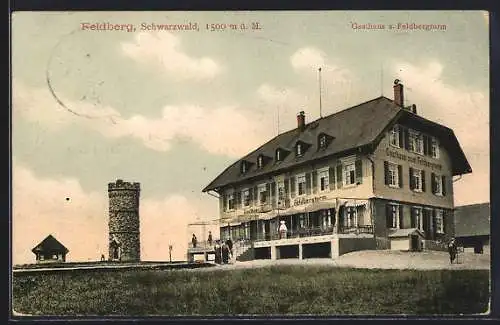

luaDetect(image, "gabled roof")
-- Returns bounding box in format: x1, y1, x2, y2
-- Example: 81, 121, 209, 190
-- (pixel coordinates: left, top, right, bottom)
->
31, 234, 69, 254
454, 202, 490, 237
203, 96, 472, 192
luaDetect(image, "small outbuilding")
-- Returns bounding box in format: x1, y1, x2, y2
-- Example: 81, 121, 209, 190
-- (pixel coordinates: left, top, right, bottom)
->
32, 234, 69, 263
388, 228, 424, 251
454, 202, 490, 254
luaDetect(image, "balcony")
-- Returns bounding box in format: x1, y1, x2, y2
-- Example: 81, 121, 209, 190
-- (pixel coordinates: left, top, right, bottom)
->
252, 225, 374, 242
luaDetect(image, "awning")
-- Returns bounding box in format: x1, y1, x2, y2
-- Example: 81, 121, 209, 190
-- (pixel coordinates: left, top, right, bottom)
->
305, 201, 338, 213
340, 199, 369, 208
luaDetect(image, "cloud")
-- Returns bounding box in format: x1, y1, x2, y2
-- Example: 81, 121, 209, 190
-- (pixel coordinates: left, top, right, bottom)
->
121, 32, 222, 80
391, 60, 489, 205
13, 80, 267, 158
12, 162, 219, 264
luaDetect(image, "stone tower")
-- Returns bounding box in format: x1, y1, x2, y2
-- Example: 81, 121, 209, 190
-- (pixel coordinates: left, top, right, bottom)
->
108, 179, 141, 262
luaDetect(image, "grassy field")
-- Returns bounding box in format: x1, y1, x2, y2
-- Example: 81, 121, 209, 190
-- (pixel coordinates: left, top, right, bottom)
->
12, 265, 489, 316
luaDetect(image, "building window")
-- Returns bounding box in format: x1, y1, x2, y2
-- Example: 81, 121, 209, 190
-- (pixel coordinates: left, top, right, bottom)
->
243, 189, 251, 207
277, 181, 285, 204
257, 156, 263, 168
386, 204, 400, 229
435, 209, 444, 233
227, 193, 235, 210
276, 149, 281, 162
296, 143, 302, 156
241, 161, 247, 174
390, 125, 400, 147
432, 174, 443, 195
431, 137, 440, 158
344, 163, 356, 186
319, 135, 327, 149
346, 207, 356, 228
410, 168, 423, 191
409, 131, 423, 154
388, 163, 399, 188
411, 207, 423, 230
319, 169, 329, 192
297, 174, 306, 196
258, 184, 268, 205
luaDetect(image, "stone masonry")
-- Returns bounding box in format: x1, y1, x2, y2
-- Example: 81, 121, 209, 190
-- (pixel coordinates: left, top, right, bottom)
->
108, 179, 141, 262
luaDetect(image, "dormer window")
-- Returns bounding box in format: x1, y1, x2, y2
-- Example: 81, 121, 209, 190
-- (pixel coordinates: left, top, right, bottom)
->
319, 135, 327, 149
241, 161, 247, 174
257, 155, 264, 169
296, 143, 302, 156
276, 149, 281, 162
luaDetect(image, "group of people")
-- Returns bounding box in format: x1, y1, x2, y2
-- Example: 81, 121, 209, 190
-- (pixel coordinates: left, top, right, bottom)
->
214, 238, 233, 264
191, 231, 234, 264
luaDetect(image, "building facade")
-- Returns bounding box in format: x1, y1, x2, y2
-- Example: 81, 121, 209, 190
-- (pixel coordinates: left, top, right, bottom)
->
108, 179, 141, 262
203, 81, 472, 260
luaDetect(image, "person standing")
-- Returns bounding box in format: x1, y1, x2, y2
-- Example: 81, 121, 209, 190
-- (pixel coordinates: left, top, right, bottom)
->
225, 238, 233, 258
448, 237, 458, 264
278, 220, 288, 239
207, 231, 213, 247
192, 234, 198, 248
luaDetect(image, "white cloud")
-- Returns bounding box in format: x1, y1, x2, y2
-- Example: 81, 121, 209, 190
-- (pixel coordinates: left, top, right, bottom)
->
392, 60, 489, 205
13, 80, 267, 158
12, 162, 219, 264
290, 47, 327, 71
121, 32, 221, 80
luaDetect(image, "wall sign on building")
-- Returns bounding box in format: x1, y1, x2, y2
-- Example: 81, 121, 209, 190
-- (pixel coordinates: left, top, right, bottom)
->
386, 148, 442, 171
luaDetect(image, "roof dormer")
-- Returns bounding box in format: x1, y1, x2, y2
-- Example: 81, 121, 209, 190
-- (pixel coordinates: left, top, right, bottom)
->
295, 140, 310, 157
240, 160, 252, 174
318, 132, 334, 150
256, 154, 272, 169
275, 147, 290, 163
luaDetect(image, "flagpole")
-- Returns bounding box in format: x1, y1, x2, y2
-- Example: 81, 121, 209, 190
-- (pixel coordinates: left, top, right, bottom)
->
319, 67, 323, 118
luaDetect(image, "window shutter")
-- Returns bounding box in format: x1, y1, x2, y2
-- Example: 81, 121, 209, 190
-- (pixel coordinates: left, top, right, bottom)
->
248, 188, 253, 203
432, 209, 437, 238
386, 204, 392, 228
271, 182, 276, 206
236, 191, 241, 207
443, 212, 447, 234
253, 186, 258, 205
306, 173, 312, 194
266, 183, 271, 202
284, 178, 290, 198
421, 170, 426, 192
329, 167, 335, 189
384, 161, 389, 185
398, 126, 404, 147
431, 173, 436, 194
442, 176, 446, 195
423, 135, 429, 155
427, 136, 433, 156
336, 164, 343, 188
290, 176, 296, 198
399, 205, 404, 229
355, 159, 363, 184
409, 167, 414, 190
398, 165, 403, 188
222, 194, 227, 212
404, 128, 410, 150
410, 208, 416, 228
312, 170, 318, 193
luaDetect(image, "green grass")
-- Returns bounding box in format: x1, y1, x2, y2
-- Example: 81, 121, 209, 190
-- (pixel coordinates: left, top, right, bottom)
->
12, 266, 490, 316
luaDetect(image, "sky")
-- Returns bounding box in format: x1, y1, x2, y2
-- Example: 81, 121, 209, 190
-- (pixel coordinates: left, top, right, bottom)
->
11, 11, 489, 264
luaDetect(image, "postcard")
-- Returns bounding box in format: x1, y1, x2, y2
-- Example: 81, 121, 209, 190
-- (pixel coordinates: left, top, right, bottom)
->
11, 10, 490, 317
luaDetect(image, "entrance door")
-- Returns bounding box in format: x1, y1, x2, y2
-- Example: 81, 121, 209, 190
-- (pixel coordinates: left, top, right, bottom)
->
410, 235, 419, 251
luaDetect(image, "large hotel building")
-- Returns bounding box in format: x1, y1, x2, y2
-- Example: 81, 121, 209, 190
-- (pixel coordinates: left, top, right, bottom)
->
202, 81, 472, 260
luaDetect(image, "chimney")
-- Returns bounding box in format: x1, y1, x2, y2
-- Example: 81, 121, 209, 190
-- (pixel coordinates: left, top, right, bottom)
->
411, 104, 417, 114
393, 79, 404, 107
297, 111, 306, 130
